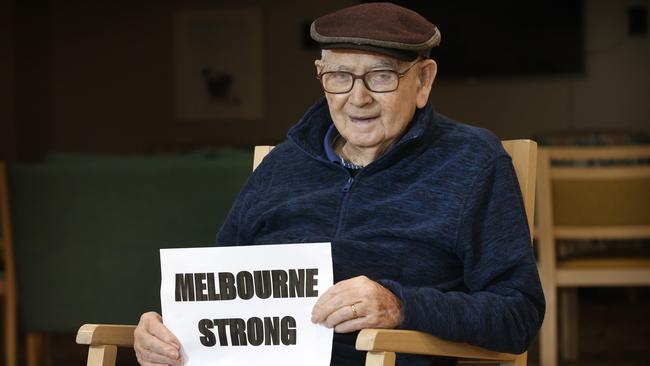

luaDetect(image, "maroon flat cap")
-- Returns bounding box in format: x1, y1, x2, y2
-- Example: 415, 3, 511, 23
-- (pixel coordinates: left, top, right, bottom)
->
310, 2, 441, 61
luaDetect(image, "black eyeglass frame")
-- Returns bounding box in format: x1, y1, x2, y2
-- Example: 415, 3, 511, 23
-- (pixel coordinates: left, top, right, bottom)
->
316, 59, 421, 94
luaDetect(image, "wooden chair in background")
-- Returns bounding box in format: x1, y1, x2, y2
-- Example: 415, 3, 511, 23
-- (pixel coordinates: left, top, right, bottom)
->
1, 162, 18, 366
536, 146, 650, 366
77, 140, 537, 366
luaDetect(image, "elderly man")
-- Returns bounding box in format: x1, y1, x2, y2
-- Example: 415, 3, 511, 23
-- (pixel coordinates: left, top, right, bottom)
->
134, 3, 545, 366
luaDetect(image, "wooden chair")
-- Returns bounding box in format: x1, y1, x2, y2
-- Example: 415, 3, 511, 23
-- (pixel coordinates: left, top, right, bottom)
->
76, 139, 537, 366
1, 162, 18, 366
536, 146, 650, 366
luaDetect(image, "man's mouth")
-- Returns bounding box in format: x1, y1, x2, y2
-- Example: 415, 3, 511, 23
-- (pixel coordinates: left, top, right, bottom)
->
349, 115, 379, 123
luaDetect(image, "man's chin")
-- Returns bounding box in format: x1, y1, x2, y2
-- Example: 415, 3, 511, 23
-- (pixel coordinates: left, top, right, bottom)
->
344, 137, 382, 150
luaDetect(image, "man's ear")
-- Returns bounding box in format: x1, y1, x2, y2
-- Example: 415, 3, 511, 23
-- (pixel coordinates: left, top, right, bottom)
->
314, 59, 323, 75
416, 59, 437, 108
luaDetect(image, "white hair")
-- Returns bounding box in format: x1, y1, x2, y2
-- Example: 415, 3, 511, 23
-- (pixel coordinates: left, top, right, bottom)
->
319, 49, 409, 69
320, 49, 330, 60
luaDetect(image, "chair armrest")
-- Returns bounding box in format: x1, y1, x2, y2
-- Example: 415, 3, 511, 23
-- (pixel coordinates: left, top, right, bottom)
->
356, 329, 523, 361
76, 324, 136, 348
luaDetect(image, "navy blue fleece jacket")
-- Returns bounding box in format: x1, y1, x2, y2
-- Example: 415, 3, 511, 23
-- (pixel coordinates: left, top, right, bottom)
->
216, 98, 545, 366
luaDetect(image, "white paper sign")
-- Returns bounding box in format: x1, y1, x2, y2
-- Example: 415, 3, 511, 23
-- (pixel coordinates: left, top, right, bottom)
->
160, 242, 334, 366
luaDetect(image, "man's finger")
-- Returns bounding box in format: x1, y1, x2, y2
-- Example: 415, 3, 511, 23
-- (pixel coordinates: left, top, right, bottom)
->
136, 358, 174, 366
323, 302, 364, 328
333, 316, 368, 333
137, 344, 183, 366
150, 320, 181, 348
138, 330, 180, 361
312, 279, 365, 323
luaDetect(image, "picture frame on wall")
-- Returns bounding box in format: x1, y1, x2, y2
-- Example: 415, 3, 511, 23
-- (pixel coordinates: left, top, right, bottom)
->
174, 8, 263, 121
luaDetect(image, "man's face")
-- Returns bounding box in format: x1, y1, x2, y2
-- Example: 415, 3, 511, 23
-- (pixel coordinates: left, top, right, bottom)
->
315, 50, 435, 152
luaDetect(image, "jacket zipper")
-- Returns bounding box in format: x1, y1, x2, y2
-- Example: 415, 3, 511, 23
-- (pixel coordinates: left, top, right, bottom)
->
333, 173, 355, 238
324, 134, 421, 239
342, 176, 354, 192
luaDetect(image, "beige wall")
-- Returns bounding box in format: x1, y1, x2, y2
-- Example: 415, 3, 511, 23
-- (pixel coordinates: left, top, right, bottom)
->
47, 0, 355, 154
433, 0, 650, 139
4, 0, 649, 157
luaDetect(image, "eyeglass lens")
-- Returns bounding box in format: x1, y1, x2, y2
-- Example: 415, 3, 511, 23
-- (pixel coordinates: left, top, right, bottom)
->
321, 70, 399, 93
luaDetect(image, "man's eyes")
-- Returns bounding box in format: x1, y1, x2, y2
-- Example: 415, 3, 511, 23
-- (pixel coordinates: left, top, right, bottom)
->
330, 72, 351, 80
324, 70, 396, 81
371, 71, 395, 79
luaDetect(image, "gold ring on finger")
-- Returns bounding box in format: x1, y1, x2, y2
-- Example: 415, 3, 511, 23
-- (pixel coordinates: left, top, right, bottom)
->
350, 303, 359, 319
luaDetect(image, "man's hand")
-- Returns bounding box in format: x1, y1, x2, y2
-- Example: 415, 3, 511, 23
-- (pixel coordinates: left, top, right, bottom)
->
311, 275, 403, 333
134, 312, 183, 366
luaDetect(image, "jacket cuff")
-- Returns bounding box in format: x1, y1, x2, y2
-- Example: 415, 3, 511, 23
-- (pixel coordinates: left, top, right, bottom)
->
377, 278, 424, 331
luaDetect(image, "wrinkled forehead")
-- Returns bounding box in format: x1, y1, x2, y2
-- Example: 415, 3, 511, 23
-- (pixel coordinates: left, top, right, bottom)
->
319, 49, 403, 71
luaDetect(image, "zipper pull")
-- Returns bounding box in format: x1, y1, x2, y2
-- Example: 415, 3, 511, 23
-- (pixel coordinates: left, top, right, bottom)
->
342, 177, 354, 192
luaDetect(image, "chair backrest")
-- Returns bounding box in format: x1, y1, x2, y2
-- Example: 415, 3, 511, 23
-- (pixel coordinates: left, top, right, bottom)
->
0, 162, 18, 366
536, 145, 650, 286
535, 145, 650, 366
537, 146, 650, 243
253, 145, 273, 171
501, 140, 537, 239
254, 139, 537, 239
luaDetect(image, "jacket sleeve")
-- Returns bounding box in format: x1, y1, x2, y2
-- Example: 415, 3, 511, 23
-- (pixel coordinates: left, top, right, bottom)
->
378, 155, 545, 354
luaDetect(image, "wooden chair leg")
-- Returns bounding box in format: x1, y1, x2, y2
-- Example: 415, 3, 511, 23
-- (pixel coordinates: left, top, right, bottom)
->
27, 332, 46, 366
4, 301, 18, 366
87, 345, 117, 366
501, 352, 527, 366
2, 161, 18, 366
365, 351, 396, 366
560, 288, 579, 362
540, 285, 558, 366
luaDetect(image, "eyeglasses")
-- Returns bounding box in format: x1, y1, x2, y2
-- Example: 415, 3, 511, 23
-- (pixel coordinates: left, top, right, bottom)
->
316, 60, 420, 94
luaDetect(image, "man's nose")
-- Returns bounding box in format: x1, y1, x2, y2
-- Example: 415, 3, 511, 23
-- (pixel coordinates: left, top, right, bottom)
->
348, 78, 373, 106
